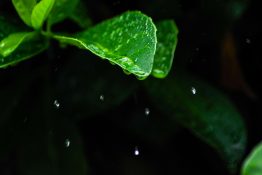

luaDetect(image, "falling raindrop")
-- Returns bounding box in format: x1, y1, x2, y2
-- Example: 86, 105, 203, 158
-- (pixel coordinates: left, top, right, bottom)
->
99, 95, 104, 101
65, 138, 70, 148
191, 87, 197, 95
246, 38, 251, 44
53, 100, 60, 108
134, 146, 140, 156
145, 108, 150, 116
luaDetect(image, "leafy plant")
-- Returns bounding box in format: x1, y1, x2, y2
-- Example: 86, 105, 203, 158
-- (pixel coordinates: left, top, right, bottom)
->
0, 0, 254, 175
0, 0, 178, 80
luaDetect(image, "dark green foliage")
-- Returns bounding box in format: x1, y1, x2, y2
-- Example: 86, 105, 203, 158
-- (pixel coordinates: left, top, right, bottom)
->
0, 0, 256, 175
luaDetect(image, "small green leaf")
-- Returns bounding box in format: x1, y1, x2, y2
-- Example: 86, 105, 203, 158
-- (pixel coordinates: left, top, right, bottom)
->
12, 0, 37, 27
145, 74, 247, 173
242, 142, 262, 175
0, 32, 33, 57
53, 11, 157, 79
31, 0, 55, 29
48, 0, 79, 27
0, 33, 48, 68
152, 20, 179, 78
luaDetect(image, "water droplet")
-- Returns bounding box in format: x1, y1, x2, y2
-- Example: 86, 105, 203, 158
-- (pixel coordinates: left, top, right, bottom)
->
65, 138, 70, 148
246, 38, 251, 44
135, 75, 147, 80
53, 100, 60, 108
99, 95, 104, 101
123, 69, 131, 75
144, 108, 150, 116
195, 47, 200, 51
191, 87, 197, 95
134, 146, 140, 156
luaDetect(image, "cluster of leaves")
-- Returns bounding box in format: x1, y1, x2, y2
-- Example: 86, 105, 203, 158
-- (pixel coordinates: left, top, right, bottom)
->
0, 0, 178, 80
0, 0, 260, 175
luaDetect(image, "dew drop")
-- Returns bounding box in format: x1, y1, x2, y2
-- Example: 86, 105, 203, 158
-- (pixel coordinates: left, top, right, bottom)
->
246, 38, 251, 44
99, 95, 104, 101
53, 100, 60, 108
65, 138, 70, 148
145, 108, 150, 116
134, 146, 140, 156
191, 87, 197, 95
123, 69, 131, 75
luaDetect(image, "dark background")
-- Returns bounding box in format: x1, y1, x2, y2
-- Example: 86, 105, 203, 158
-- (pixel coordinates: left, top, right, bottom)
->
0, 0, 262, 174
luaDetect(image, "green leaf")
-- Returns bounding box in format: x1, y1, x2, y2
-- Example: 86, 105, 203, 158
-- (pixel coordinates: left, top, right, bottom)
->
152, 20, 179, 78
53, 11, 157, 79
0, 32, 48, 68
0, 32, 33, 57
145, 74, 247, 173
48, 0, 79, 27
31, 0, 55, 29
12, 0, 37, 27
242, 142, 262, 175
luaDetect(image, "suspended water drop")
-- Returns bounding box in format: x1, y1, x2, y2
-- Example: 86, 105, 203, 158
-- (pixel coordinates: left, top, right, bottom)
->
65, 138, 70, 148
99, 95, 104, 101
145, 108, 150, 116
191, 87, 197, 95
123, 69, 131, 75
195, 47, 200, 51
53, 100, 60, 108
134, 146, 140, 156
246, 38, 251, 44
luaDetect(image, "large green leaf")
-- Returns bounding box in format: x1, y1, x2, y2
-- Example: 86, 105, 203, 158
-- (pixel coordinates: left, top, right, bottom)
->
12, 0, 37, 27
0, 32, 48, 68
152, 20, 178, 78
145, 74, 247, 172
48, 0, 79, 27
53, 11, 157, 79
242, 142, 262, 175
31, 0, 55, 29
